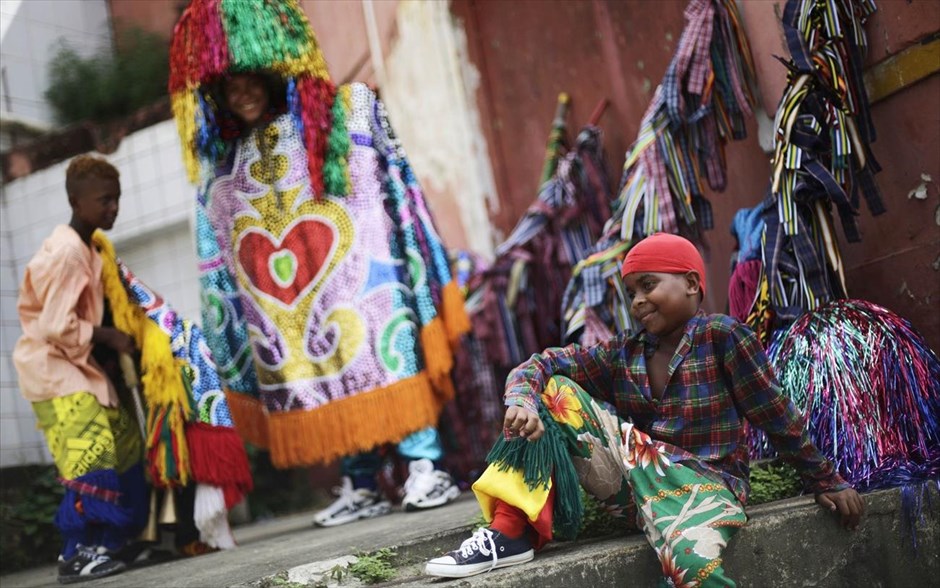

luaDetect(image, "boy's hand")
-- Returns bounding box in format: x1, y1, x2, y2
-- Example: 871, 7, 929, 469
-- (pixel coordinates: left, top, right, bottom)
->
816, 488, 864, 530
504, 406, 544, 442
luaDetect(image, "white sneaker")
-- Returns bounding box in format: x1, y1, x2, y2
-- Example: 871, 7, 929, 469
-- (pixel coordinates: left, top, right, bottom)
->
313, 477, 391, 527
402, 458, 461, 511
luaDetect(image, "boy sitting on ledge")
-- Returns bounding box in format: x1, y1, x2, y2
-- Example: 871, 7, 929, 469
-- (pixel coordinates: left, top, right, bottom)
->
425, 233, 863, 586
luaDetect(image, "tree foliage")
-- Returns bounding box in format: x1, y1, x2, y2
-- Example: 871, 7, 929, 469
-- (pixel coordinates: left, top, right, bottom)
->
44, 26, 169, 125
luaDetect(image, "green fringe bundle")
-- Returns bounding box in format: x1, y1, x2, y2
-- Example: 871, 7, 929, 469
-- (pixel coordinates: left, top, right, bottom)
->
485, 403, 584, 539
220, 0, 312, 72
323, 88, 351, 196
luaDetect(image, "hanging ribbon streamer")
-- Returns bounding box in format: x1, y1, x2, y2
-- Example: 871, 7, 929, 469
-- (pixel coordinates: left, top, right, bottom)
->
562, 0, 757, 344
755, 0, 884, 342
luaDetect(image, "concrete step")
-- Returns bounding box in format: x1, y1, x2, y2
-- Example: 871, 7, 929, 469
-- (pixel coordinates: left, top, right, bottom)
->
268, 486, 938, 588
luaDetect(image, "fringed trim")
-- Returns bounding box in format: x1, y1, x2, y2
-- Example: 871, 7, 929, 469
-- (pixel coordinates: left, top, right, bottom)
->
224, 390, 270, 448
186, 423, 253, 508
323, 84, 351, 196
441, 280, 471, 348
55, 469, 134, 535
297, 76, 335, 199
171, 91, 201, 184
420, 317, 455, 400
194, 483, 237, 550
267, 373, 441, 468
484, 402, 584, 539
94, 232, 192, 487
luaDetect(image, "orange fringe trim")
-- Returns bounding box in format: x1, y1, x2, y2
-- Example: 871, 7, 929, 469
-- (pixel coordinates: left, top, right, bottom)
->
225, 390, 270, 449
420, 317, 455, 399
441, 281, 471, 347
225, 373, 443, 468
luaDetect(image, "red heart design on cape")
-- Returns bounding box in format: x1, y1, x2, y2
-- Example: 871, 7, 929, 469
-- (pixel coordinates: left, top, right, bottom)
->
237, 219, 336, 307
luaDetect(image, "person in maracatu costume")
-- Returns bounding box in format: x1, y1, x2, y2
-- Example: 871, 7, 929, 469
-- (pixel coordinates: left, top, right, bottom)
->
168, 0, 470, 525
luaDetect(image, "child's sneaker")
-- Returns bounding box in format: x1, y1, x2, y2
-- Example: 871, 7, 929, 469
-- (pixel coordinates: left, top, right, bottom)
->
57, 544, 127, 584
424, 527, 534, 578
313, 476, 391, 527
402, 458, 461, 511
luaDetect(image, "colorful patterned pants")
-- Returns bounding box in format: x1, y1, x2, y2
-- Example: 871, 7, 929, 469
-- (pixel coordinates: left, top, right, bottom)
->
485, 376, 748, 587
32, 392, 147, 557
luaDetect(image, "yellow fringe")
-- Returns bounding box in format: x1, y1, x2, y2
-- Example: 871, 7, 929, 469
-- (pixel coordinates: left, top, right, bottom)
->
171, 91, 200, 184
93, 232, 192, 486
226, 373, 442, 468
440, 281, 471, 348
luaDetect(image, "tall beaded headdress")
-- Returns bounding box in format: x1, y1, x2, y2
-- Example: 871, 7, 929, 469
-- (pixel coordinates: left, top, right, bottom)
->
169, 0, 349, 197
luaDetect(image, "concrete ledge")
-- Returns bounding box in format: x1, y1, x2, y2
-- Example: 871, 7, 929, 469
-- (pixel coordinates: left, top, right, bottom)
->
404, 486, 938, 587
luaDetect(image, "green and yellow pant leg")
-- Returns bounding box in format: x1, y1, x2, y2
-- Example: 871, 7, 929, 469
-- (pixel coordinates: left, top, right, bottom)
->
474, 376, 746, 586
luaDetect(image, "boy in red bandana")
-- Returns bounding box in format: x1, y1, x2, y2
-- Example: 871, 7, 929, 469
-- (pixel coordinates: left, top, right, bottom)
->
425, 233, 864, 586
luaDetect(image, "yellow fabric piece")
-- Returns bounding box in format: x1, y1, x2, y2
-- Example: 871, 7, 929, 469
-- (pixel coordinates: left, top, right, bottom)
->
32, 391, 142, 479
471, 464, 552, 523
171, 91, 200, 184
93, 231, 191, 486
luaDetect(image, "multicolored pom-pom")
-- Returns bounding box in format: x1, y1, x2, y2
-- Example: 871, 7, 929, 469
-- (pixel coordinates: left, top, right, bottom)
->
750, 299, 940, 491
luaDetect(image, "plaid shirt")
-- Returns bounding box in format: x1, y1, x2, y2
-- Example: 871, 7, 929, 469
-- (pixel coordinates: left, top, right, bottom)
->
505, 312, 847, 504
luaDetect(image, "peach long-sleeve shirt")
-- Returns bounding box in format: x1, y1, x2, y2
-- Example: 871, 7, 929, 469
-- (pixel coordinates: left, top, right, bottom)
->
13, 225, 118, 407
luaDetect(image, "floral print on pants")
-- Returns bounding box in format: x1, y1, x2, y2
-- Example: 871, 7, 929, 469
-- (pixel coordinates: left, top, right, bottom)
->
542, 376, 747, 587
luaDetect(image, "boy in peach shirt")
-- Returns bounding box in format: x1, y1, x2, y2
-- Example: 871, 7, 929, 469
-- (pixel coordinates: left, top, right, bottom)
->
14, 155, 141, 584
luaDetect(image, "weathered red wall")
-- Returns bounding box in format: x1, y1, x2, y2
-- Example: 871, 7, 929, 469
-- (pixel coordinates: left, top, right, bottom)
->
455, 0, 939, 349
451, 0, 772, 316
107, 0, 183, 40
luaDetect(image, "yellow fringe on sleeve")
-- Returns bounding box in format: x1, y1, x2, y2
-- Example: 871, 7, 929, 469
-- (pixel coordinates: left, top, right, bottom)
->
93, 231, 192, 486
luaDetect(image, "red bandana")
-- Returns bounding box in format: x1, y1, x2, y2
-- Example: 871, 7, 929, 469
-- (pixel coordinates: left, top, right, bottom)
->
620, 233, 707, 298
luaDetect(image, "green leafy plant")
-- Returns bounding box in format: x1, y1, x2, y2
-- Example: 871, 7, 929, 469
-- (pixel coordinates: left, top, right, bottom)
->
748, 460, 802, 505
0, 466, 65, 574
44, 25, 169, 125
349, 548, 397, 584
578, 488, 624, 538
262, 572, 306, 588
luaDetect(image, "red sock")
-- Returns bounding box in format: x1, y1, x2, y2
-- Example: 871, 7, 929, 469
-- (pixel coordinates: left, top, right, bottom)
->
489, 500, 529, 539
488, 487, 555, 550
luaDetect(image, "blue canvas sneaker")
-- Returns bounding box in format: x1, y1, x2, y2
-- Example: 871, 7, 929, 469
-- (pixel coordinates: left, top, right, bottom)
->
425, 527, 534, 578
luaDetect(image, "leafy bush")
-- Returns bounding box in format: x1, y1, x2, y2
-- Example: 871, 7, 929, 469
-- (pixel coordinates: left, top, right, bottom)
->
349, 548, 397, 584
747, 460, 802, 506
44, 26, 169, 125
0, 466, 64, 574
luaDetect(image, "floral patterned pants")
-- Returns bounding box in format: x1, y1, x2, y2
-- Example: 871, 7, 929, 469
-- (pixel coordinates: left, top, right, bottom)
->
543, 376, 747, 587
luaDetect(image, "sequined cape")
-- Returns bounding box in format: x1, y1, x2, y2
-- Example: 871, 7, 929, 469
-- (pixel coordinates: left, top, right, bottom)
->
195, 84, 468, 467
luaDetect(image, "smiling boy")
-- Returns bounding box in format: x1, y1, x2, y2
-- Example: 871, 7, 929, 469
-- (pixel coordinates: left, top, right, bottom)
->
425, 233, 864, 586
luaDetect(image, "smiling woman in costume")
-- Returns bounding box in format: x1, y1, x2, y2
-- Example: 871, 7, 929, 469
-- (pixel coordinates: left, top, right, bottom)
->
169, 0, 469, 523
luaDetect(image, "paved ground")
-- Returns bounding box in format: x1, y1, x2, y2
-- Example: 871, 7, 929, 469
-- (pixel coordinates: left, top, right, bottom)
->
0, 494, 481, 588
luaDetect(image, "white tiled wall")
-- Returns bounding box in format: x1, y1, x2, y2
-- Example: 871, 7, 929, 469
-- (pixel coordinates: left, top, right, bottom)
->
0, 120, 201, 467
